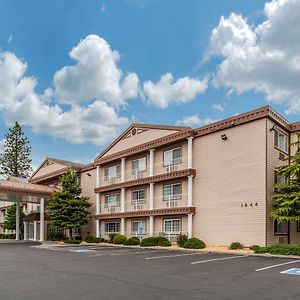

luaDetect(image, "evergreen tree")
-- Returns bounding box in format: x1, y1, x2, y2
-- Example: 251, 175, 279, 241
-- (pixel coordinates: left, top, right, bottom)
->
271, 132, 300, 222
47, 169, 91, 239
0, 122, 32, 178
4, 203, 25, 231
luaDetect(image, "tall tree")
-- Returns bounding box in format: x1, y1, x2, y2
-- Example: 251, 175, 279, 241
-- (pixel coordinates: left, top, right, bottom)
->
0, 122, 32, 178
47, 170, 91, 239
4, 203, 25, 231
271, 132, 300, 222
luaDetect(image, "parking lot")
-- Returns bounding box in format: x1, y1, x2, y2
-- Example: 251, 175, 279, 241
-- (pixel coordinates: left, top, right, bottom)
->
1, 243, 300, 299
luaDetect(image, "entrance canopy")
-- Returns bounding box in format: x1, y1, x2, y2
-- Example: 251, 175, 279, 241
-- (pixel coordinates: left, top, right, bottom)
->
0, 179, 57, 203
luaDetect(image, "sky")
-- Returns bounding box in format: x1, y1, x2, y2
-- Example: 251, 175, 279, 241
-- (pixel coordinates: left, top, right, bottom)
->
0, 0, 300, 168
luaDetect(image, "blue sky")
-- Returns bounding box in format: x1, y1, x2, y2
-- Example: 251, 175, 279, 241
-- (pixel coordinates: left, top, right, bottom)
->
0, 0, 299, 168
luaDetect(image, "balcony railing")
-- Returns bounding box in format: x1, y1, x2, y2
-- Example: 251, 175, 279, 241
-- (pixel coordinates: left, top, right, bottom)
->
153, 157, 188, 176
99, 203, 122, 214
154, 193, 188, 209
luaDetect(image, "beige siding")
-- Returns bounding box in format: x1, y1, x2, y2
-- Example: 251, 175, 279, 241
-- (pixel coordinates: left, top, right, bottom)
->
31, 162, 66, 179
192, 119, 267, 246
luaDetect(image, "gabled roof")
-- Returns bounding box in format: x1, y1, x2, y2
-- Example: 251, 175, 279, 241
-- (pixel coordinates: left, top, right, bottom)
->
95, 123, 190, 161
29, 157, 83, 182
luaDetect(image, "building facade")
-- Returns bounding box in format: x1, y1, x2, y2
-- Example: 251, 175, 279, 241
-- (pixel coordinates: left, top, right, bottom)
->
27, 106, 300, 246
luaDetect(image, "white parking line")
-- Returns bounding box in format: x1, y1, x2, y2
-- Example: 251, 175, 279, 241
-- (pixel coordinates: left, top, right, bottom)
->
255, 260, 300, 272
191, 255, 245, 265
145, 253, 204, 260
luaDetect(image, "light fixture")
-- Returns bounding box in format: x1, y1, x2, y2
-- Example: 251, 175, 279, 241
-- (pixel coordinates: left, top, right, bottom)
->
221, 134, 228, 141
270, 125, 277, 132
87, 173, 91, 177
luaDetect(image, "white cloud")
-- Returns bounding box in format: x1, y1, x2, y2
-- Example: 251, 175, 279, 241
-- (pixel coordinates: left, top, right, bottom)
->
176, 114, 216, 127
209, 0, 300, 114
0, 51, 128, 146
8, 35, 13, 43
143, 73, 208, 108
212, 103, 225, 111
53, 35, 139, 107
101, 4, 107, 12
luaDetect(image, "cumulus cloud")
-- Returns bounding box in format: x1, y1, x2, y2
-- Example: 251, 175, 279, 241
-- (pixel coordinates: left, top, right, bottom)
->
143, 73, 208, 108
176, 114, 216, 127
53, 35, 139, 107
212, 103, 225, 112
209, 0, 300, 114
0, 51, 128, 146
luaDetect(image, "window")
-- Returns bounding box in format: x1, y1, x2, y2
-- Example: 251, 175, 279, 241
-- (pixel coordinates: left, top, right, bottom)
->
105, 221, 120, 234
163, 183, 181, 200
164, 219, 181, 233
274, 172, 287, 192
132, 220, 146, 235
105, 193, 120, 207
164, 147, 182, 165
132, 157, 146, 173
297, 221, 300, 232
275, 130, 288, 153
104, 165, 121, 180
274, 220, 288, 235
132, 189, 146, 204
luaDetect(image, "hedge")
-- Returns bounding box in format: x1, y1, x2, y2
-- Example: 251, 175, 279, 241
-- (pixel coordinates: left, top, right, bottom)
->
112, 234, 127, 245
254, 244, 300, 256
229, 242, 244, 250
0, 234, 15, 240
85, 235, 106, 243
140, 237, 171, 247
125, 236, 140, 245
176, 233, 188, 247
63, 239, 81, 244
183, 237, 206, 249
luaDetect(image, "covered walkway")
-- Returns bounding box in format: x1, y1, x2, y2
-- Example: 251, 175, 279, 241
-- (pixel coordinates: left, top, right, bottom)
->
0, 179, 58, 241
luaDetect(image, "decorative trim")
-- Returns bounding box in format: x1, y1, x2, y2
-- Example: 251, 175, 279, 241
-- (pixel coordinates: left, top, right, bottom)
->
23, 213, 50, 222
95, 206, 196, 220
95, 169, 196, 193
291, 122, 300, 132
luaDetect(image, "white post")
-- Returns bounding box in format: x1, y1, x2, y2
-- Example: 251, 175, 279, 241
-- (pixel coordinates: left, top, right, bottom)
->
96, 193, 100, 238
121, 188, 125, 213
188, 175, 193, 207
121, 158, 126, 182
23, 222, 28, 240
187, 137, 193, 169
15, 203, 20, 240
149, 183, 154, 210
188, 213, 193, 239
121, 217, 125, 235
149, 149, 155, 176
149, 216, 154, 237
40, 198, 45, 242
96, 165, 100, 187
33, 221, 37, 241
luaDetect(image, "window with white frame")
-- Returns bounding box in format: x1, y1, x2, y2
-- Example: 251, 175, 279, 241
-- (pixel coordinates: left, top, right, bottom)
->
274, 220, 288, 235
163, 147, 182, 166
105, 193, 120, 207
274, 171, 287, 192
104, 165, 121, 180
163, 183, 181, 200
105, 221, 120, 234
275, 130, 288, 153
132, 220, 146, 235
132, 157, 146, 173
132, 189, 146, 204
164, 219, 181, 233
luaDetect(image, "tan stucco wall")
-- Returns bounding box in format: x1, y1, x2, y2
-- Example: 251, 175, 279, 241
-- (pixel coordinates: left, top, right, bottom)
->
32, 162, 66, 179
192, 118, 267, 246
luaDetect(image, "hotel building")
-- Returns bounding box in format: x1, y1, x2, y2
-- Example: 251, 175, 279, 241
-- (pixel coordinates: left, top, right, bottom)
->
23, 106, 300, 246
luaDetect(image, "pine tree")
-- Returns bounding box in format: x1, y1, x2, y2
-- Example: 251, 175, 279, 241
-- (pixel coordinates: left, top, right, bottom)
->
0, 122, 32, 178
4, 203, 25, 231
271, 132, 300, 222
47, 169, 91, 239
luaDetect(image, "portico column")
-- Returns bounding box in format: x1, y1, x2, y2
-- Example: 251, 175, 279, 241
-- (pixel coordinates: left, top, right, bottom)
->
149, 216, 154, 237
121, 188, 125, 213
187, 137, 193, 169
96, 166, 100, 238
23, 222, 28, 240
39, 198, 45, 242
149, 149, 155, 176
121, 158, 126, 182
149, 183, 154, 210
33, 221, 37, 241
188, 213, 193, 239
121, 217, 125, 235
187, 175, 193, 207
15, 203, 20, 240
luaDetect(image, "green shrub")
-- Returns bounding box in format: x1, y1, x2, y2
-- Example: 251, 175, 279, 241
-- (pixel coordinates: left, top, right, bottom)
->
250, 245, 261, 251
177, 233, 188, 247
140, 237, 157, 246
253, 244, 300, 256
229, 242, 244, 250
155, 236, 171, 247
112, 234, 127, 245
108, 233, 118, 243
125, 236, 140, 245
0, 234, 15, 239
183, 237, 206, 249
63, 239, 81, 244
85, 235, 104, 243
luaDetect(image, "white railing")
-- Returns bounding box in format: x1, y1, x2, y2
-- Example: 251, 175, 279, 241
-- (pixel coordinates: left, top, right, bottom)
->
126, 169, 148, 181
154, 193, 188, 209
99, 203, 122, 214
99, 173, 121, 187
152, 157, 188, 176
